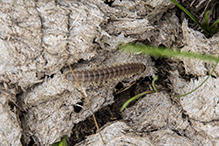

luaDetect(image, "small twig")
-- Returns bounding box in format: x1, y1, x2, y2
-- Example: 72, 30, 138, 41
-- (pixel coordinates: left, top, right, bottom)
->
65, 56, 105, 145
69, 12, 81, 30
114, 81, 136, 95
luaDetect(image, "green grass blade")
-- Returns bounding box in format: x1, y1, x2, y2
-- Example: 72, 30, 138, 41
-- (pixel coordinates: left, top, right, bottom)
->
120, 90, 156, 111
205, 10, 210, 31
53, 143, 59, 146
170, 0, 209, 35
61, 136, 68, 146
119, 44, 219, 63
152, 75, 159, 92
53, 136, 68, 146
210, 19, 219, 30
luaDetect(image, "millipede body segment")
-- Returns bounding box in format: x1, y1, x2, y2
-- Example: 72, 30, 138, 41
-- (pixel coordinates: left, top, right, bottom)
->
64, 63, 146, 83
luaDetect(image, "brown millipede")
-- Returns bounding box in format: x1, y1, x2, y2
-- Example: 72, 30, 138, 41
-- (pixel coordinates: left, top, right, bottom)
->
64, 62, 145, 83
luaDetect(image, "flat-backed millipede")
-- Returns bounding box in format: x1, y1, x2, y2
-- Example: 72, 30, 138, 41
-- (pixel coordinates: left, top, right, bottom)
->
64, 62, 146, 83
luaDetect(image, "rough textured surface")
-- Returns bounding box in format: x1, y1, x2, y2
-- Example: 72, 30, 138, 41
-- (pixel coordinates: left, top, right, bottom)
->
0, 93, 22, 146
171, 76, 219, 122
168, 74, 219, 145
122, 92, 172, 132
75, 121, 154, 146
181, 19, 219, 76
1, 0, 219, 145
98, 0, 181, 49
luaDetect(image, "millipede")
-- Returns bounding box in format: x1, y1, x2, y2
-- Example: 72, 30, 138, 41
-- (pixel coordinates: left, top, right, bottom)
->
64, 62, 146, 84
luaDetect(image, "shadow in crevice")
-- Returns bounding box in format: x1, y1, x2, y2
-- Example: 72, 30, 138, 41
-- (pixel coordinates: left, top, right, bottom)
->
67, 77, 152, 145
